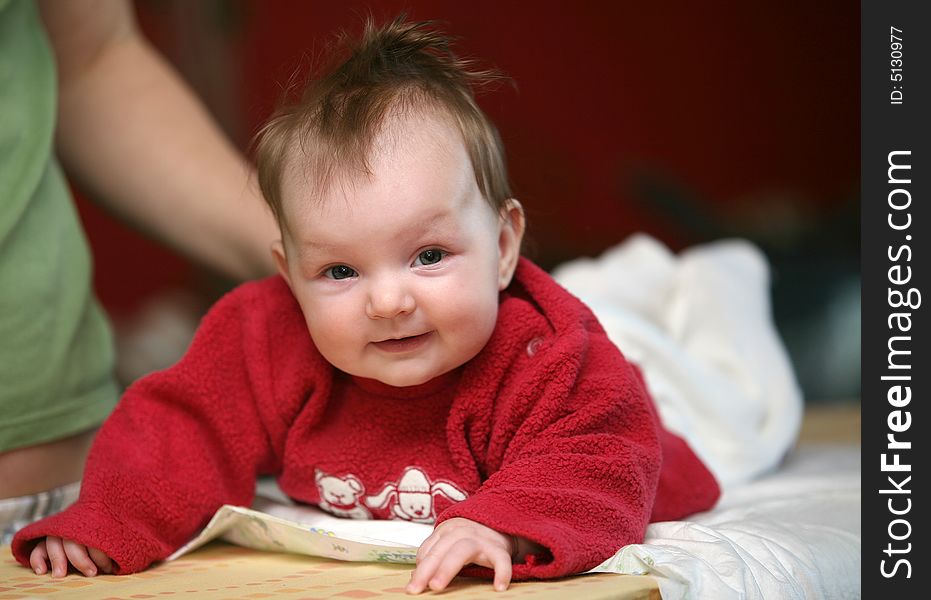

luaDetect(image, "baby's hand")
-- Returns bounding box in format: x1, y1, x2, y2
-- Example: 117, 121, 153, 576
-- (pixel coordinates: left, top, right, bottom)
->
29, 536, 113, 578
406, 517, 514, 594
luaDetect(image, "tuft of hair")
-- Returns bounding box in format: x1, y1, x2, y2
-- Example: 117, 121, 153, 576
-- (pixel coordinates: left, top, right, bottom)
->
254, 15, 513, 223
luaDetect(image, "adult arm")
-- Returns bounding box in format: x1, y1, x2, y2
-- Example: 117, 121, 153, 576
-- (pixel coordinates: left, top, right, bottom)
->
38, 0, 277, 280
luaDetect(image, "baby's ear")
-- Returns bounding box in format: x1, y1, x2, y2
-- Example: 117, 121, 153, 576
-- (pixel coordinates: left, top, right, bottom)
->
271, 239, 292, 287
497, 199, 525, 290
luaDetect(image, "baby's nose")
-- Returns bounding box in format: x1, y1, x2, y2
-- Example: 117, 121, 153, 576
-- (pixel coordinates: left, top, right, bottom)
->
366, 282, 415, 319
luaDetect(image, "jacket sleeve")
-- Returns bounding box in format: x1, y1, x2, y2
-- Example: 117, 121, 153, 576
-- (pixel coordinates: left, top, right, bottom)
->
438, 312, 701, 580
11, 279, 309, 574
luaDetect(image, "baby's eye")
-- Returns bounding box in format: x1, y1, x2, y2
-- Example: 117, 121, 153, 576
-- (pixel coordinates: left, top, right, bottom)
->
325, 265, 357, 280
414, 249, 445, 266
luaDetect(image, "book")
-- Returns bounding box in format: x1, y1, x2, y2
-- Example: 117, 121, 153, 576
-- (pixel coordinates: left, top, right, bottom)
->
166, 487, 632, 575
167, 496, 434, 564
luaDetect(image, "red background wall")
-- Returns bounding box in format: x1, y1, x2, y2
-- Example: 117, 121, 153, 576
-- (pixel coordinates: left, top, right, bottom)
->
77, 0, 858, 316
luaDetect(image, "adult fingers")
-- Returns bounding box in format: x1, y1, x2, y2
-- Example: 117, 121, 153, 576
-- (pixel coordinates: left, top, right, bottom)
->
45, 536, 68, 578
88, 547, 114, 575
29, 540, 49, 575
62, 539, 97, 577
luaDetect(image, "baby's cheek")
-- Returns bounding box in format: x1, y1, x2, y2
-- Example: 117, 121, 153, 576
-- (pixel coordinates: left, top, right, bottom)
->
459, 295, 498, 344
445, 283, 496, 326
307, 322, 361, 371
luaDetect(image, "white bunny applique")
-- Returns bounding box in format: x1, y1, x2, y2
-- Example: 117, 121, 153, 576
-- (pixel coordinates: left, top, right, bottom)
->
314, 468, 372, 519
364, 466, 467, 523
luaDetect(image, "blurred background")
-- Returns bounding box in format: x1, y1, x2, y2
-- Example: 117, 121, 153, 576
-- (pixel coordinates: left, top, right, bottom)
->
75, 0, 859, 403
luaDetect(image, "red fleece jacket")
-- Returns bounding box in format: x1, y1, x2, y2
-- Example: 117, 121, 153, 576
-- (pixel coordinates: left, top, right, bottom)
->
12, 258, 719, 579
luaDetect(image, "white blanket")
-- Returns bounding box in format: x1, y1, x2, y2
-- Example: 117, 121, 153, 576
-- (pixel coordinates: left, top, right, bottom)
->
554, 236, 859, 599
552, 234, 803, 487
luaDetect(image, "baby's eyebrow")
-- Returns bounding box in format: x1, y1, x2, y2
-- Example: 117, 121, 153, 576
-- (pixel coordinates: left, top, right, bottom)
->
295, 240, 346, 265
405, 210, 454, 237
296, 207, 458, 261
300, 240, 340, 253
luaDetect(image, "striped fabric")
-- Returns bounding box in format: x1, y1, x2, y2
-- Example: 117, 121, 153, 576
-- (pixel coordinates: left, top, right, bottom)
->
1, 482, 80, 545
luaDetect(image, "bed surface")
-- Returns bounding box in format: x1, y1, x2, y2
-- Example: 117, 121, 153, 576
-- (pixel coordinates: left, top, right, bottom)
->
0, 543, 660, 599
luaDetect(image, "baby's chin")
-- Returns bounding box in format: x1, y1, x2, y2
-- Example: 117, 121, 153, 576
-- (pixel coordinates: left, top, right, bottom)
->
370, 365, 456, 388
343, 356, 470, 388
328, 338, 490, 388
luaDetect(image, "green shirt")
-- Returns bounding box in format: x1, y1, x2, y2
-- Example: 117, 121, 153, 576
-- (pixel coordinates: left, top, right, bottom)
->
0, 0, 119, 452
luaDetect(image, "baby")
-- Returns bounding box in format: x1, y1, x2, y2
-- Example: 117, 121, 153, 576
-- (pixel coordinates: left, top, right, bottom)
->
12, 17, 719, 593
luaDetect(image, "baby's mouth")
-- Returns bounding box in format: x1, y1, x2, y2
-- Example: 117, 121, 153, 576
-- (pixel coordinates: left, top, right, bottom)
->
372, 332, 432, 353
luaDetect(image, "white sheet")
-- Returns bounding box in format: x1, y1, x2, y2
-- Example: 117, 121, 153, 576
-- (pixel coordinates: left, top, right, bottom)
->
590, 445, 861, 599
554, 236, 858, 597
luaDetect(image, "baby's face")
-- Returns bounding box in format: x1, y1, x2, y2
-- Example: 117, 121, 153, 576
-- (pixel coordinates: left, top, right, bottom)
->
274, 111, 520, 387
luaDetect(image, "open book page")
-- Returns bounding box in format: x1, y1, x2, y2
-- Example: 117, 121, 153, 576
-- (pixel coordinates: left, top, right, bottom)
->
167, 496, 433, 564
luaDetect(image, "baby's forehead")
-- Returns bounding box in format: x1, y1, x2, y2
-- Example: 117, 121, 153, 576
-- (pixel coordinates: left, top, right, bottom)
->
379, 109, 466, 159
280, 107, 472, 209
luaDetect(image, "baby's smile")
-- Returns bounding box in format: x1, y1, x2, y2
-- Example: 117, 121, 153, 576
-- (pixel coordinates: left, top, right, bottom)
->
370, 331, 434, 353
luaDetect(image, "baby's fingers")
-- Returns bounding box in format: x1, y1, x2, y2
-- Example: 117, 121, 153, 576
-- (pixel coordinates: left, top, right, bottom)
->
88, 547, 114, 575
407, 544, 447, 593
473, 543, 513, 592
415, 532, 439, 565
416, 539, 512, 594
44, 537, 68, 578
492, 555, 513, 592
29, 540, 49, 575
62, 539, 98, 577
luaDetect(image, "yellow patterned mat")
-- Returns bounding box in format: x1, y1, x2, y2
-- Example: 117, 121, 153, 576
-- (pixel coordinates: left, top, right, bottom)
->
0, 542, 658, 599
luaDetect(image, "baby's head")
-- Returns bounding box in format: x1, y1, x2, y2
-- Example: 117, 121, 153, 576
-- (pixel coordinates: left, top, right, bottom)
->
255, 17, 525, 387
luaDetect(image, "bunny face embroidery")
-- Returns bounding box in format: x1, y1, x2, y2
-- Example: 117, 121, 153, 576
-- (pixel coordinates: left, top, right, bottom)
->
314, 469, 372, 519
364, 466, 467, 524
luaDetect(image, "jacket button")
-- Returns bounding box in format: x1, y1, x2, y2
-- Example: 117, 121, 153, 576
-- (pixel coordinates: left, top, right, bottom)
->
526, 337, 544, 357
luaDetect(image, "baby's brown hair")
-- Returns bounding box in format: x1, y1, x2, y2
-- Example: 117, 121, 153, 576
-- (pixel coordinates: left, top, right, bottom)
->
254, 15, 512, 223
